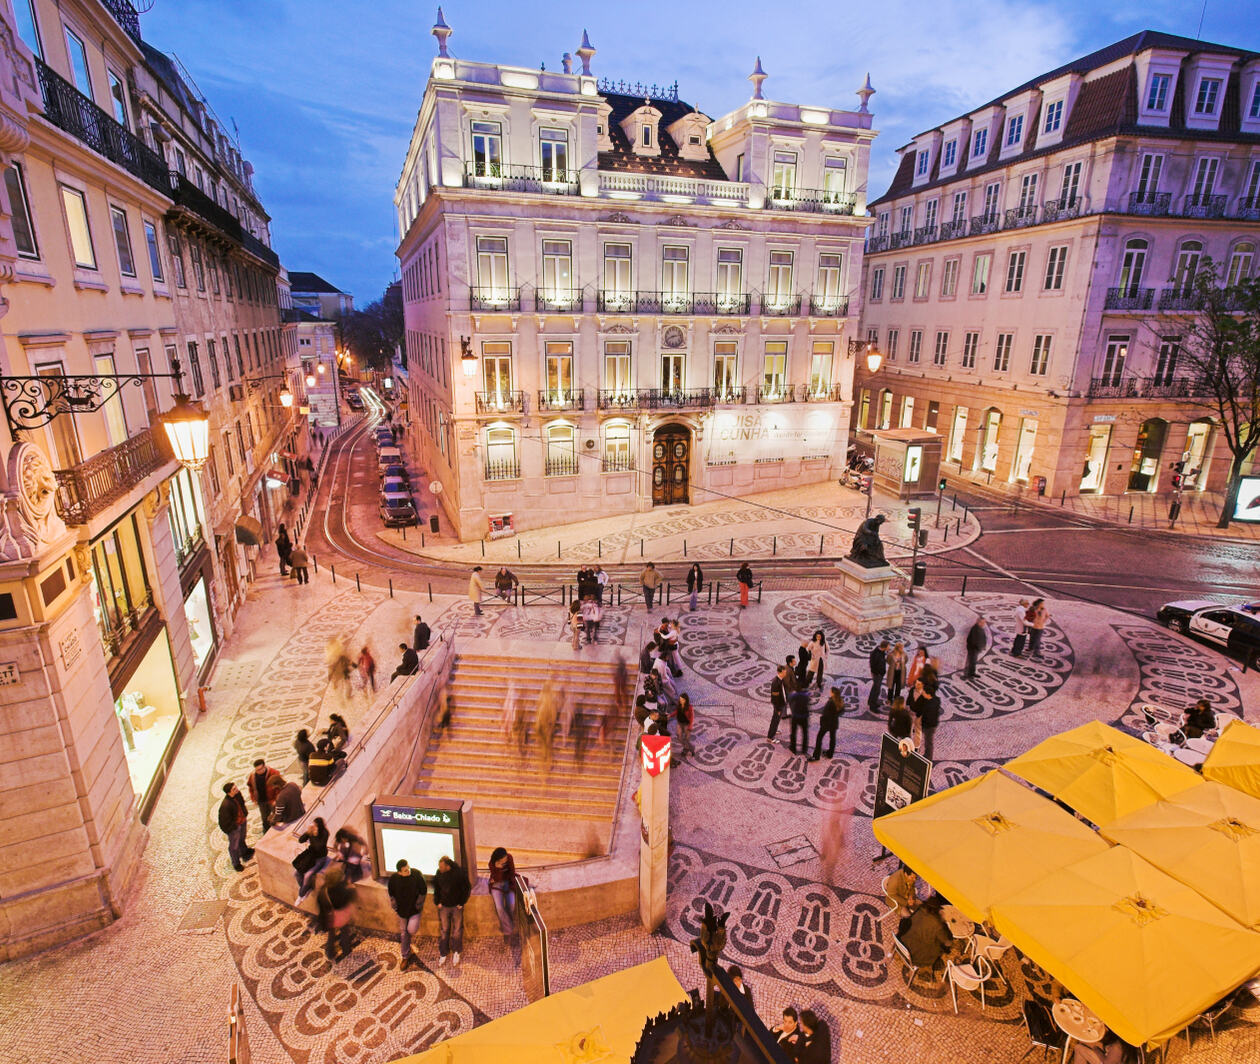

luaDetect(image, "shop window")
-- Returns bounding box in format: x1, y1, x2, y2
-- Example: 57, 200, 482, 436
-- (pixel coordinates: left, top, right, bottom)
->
545, 423, 577, 476
90, 514, 152, 660
603, 422, 632, 471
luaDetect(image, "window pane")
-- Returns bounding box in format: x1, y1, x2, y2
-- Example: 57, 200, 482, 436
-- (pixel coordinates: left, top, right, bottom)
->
6, 164, 38, 258
64, 27, 92, 94
108, 71, 128, 127
61, 187, 96, 268
143, 221, 163, 281
110, 207, 135, 277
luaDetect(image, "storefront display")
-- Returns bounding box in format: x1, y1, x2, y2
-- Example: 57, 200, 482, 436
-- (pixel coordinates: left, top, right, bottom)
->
183, 576, 216, 674
112, 629, 184, 807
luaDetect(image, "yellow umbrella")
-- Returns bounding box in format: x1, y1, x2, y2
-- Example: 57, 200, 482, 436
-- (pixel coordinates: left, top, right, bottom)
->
991, 846, 1260, 1048
872, 770, 1109, 924
1006, 720, 1201, 826
1103, 780, 1260, 929
1202, 719, 1260, 800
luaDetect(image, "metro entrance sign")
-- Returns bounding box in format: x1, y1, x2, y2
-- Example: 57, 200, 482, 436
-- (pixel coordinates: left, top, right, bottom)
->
640, 734, 671, 777
372, 804, 459, 828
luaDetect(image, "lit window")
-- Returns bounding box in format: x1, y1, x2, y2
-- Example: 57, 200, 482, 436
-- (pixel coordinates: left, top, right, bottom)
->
60, 186, 96, 269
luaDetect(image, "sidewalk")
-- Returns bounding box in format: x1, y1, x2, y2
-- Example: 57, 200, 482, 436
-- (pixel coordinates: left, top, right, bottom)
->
377, 480, 981, 567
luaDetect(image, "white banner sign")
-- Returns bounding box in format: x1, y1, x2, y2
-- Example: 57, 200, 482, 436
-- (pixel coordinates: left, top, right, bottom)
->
706, 407, 838, 465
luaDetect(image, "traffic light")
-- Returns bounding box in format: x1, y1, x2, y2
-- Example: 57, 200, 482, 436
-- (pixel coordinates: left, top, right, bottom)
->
859, 474, 873, 494
1172, 460, 1186, 474
1171, 473, 1184, 490
938, 477, 947, 493
907, 507, 921, 535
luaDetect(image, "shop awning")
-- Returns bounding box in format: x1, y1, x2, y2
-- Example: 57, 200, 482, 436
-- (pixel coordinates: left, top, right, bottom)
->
1202, 719, 1260, 800
234, 515, 262, 546
264, 467, 289, 485
279, 450, 299, 460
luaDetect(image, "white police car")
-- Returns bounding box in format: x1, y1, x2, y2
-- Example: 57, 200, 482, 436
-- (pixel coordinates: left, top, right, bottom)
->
1157, 599, 1260, 658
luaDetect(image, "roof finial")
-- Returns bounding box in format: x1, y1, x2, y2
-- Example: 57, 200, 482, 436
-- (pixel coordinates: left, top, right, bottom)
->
432, 7, 452, 58
576, 29, 596, 76
749, 56, 767, 101
856, 72, 875, 114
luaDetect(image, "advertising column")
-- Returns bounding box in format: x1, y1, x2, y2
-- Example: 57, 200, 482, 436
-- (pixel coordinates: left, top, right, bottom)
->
638, 734, 671, 932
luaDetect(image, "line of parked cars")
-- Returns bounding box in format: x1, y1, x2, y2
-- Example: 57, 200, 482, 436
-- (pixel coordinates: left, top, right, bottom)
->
375, 425, 420, 528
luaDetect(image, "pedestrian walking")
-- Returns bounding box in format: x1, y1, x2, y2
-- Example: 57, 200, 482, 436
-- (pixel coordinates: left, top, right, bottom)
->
907, 646, 929, 689
788, 688, 811, 755
805, 631, 827, 691
269, 777, 305, 828
737, 562, 753, 609
317, 863, 357, 961
909, 679, 942, 762
640, 562, 662, 611
964, 616, 988, 680
795, 639, 812, 688
294, 728, 315, 785
469, 566, 485, 616
488, 847, 519, 951
594, 565, 608, 605
413, 615, 431, 651
289, 543, 310, 584
686, 563, 703, 612
568, 602, 583, 651
326, 640, 354, 702
767, 664, 789, 744
581, 596, 602, 644
869, 639, 889, 709
494, 566, 519, 602
357, 646, 377, 692
275, 523, 292, 577
536, 680, 558, 768
391, 643, 419, 680
247, 758, 282, 833
1027, 599, 1050, 658
676, 692, 696, 759
1011, 598, 1030, 657
886, 641, 907, 701
388, 858, 427, 970
433, 854, 471, 966
292, 817, 330, 899
501, 681, 519, 741
218, 782, 251, 872
811, 688, 843, 761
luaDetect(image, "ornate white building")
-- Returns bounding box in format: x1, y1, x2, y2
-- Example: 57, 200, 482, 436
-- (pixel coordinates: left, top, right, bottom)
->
395, 15, 876, 539
856, 31, 1260, 499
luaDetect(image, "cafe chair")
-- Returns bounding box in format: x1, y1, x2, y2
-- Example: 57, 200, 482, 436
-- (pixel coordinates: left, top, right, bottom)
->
1019, 1000, 1066, 1063
878, 875, 902, 921
1185, 995, 1236, 1047
969, 932, 1014, 992
891, 934, 934, 989
945, 956, 992, 1014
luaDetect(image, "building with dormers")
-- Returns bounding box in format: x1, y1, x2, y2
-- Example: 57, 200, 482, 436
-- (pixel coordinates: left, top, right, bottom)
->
395, 16, 876, 539
856, 31, 1260, 500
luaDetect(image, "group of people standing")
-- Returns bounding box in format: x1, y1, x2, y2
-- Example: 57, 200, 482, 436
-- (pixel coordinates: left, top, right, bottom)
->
274, 523, 310, 585
766, 631, 845, 761
869, 640, 944, 760
217, 757, 307, 872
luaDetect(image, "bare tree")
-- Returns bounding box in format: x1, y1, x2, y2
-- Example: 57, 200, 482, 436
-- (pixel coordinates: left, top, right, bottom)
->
337, 283, 405, 373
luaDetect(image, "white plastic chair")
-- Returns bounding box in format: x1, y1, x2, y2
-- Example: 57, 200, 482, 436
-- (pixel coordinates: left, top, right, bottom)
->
879, 875, 903, 921
946, 956, 992, 1013
892, 934, 933, 989
970, 933, 1014, 992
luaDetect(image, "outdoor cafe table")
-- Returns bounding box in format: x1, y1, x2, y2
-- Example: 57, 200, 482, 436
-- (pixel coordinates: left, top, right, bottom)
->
1053, 999, 1106, 1064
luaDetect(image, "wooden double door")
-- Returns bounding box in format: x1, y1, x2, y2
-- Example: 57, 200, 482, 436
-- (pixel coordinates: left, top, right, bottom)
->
651, 425, 690, 506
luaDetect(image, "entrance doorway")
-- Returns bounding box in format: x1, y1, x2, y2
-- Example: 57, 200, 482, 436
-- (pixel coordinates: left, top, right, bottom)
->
1128, 418, 1167, 492
948, 407, 968, 464
1012, 418, 1038, 483
651, 424, 690, 506
976, 409, 1001, 472
1081, 425, 1111, 492
1184, 421, 1214, 490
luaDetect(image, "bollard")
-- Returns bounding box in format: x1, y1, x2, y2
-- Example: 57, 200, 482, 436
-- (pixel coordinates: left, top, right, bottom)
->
1061, 490, 1066, 506
331, 564, 336, 584
428, 583, 433, 603
355, 572, 361, 592
517, 539, 521, 559
707, 583, 713, 605
757, 581, 763, 604
389, 578, 393, 598
617, 585, 622, 606
313, 555, 318, 574
402, 524, 406, 541
558, 540, 561, 560
956, 517, 961, 536
481, 539, 485, 557
819, 534, 825, 555
943, 525, 949, 542
952, 493, 957, 512
666, 582, 671, 606
684, 539, 687, 558
715, 581, 720, 604
729, 537, 734, 557
961, 575, 968, 597
773, 536, 777, 556
641, 539, 644, 557
1128, 505, 1134, 524
598, 540, 602, 559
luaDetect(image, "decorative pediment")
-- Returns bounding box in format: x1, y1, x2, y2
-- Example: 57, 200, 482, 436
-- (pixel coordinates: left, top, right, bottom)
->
711, 322, 743, 334
603, 323, 636, 334
659, 214, 690, 227
713, 219, 749, 231
600, 212, 638, 224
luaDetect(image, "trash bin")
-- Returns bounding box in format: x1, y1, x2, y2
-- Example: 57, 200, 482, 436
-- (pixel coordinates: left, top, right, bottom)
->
429, 514, 439, 534
912, 561, 927, 587
1035, 475, 1047, 496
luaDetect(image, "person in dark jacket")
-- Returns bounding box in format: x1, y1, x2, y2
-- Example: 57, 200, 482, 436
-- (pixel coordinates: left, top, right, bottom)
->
218, 782, 251, 871
964, 616, 988, 680
292, 817, 329, 898
727, 965, 754, 1012
413, 616, 431, 651
294, 729, 315, 785
317, 863, 357, 961
788, 688, 811, 755
269, 778, 305, 828
488, 847, 518, 946
795, 1009, 834, 1064
388, 859, 428, 969
1183, 698, 1216, 739
811, 688, 844, 761
247, 759, 282, 832
888, 698, 914, 744
275, 524, 292, 576
767, 665, 789, 744
392, 643, 420, 680
433, 855, 472, 965
288, 544, 310, 585
686, 563, 704, 612
908, 679, 943, 761
869, 639, 889, 709
736, 562, 753, 608
326, 713, 350, 750
795, 641, 812, 688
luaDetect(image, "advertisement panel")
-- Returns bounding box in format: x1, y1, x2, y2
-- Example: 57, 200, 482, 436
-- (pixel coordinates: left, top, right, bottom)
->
1233, 476, 1260, 523
370, 799, 472, 880
705, 407, 837, 466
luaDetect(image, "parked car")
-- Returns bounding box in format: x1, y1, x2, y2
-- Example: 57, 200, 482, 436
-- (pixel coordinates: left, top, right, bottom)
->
346, 391, 364, 410
373, 426, 395, 442
380, 492, 419, 528
381, 476, 409, 496
377, 447, 402, 471
1157, 599, 1260, 658
378, 463, 410, 486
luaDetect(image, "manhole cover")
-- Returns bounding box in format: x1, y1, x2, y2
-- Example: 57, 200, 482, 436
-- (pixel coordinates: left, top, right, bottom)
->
178, 898, 229, 932
213, 660, 263, 689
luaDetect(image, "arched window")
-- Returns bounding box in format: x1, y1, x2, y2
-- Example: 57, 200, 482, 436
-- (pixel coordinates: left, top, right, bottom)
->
545, 422, 577, 477
1117, 238, 1148, 294
485, 426, 517, 480
878, 389, 893, 429
603, 421, 632, 471
1172, 239, 1203, 294
1227, 242, 1255, 287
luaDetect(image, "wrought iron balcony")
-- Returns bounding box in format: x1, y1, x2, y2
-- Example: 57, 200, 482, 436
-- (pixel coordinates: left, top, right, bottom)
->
534, 289, 583, 312
240, 230, 280, 270
889, 231, 914, 249
800, 383, 844, 402
938, 220, 967, 240
484, 459, 521, 481
597, 290, 636, 313
809, 295, 849, 317
35, 59, 169, 196
601, 452, 635, 472
754, 384, 795, 404
1157, 288, 1203, 312
597, 389, 640, 411
464, 163, 579, 194
1128, 191, 1171, 216
469, 286, 522, 311
692, 292, 751, 315
175, 526, 206, 569
913, 225, 938, 245
1182, 193, 1226, 219
866, 234, 890, 253
1088, 376, 1207, 399
764, 187, 856, 214
1041, 197, 1082, 223
168, 172, 277, 268
54, 427, 170, 525
102, 0, 142, 43
712, 387, 747, 405
537, 388, 584, 411
544, 454, 580, 477
98, 589, 155, 663
1005, 205, 1039, 229
636, 388, 714, 410
759, 294, 802, 316
1238, 196, 1260, 222
1104, 287, 1155, 311
969, 214, 1002, 236
474, 390, 527, 414
636, 291, 695, 315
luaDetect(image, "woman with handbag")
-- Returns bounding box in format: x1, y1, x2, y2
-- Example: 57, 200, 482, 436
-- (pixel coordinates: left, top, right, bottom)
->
316, 863, 358, 961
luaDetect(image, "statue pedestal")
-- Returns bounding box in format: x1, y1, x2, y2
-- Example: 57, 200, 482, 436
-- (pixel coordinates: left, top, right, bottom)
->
818, 558, 904, 635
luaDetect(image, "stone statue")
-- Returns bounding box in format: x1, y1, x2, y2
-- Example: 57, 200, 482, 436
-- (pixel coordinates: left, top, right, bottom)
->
848, 514, 888, 568
689, 901, 729, 1031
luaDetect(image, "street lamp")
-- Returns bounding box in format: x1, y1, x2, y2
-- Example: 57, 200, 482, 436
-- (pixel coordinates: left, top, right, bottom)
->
865, 345, 883, 373
162, 390, 211, 470
279, 387, 294, 408
460, 335, 477, 378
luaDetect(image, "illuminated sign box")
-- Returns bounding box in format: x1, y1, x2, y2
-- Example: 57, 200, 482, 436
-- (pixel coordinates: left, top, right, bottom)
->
1234, 477, 1260, 524
368, 795, 477, 885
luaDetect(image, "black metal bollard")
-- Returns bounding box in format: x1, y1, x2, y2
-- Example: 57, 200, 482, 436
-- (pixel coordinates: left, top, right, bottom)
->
961, 575, 968, 597
422, 531, 426, 547
481, 540, 485, 557
1128, 506, 1134, 524
819, 534, 825, 555
558, 541, 561, 560
401, 525, 406, 541
1061, 490, 1066, 506
773, 536, 777, 556
952, 493, 957, 511
428, 583, 433, 603
640, 538, 644, 557
715, 581, 720, 604
729, 537, 734, 557
943, 525, 949, 542
598, 540, 602, 559
517, 539, 521, 559
757, 581, 763, 604
356, 572, 361, 592
684, 539, 687, 558
313, 554, 319, 573
331, 564, 336, 584
389, 578, 393, 598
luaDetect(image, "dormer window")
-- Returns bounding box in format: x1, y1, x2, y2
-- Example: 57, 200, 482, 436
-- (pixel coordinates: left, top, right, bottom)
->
1195, 78, 1222, 115
620, 102, 662, 157
943, 140, 957, 168
1147, 73, 1171, 111
1250, 84, 1260, 120
916, 150, 930, 177
972, 128, 988, 158
1043, 100, 1063, 134
1005, 115, 1024, 147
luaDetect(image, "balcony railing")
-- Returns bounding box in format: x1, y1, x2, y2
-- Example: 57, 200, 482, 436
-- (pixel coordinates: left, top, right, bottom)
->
754, 385, 795, 404
759, 294, 802, 316
913, 225, 938, 245
597, 290, 636, 313
636, 291, 696, 315
810, 295, 849, 317
637, 388, 715, 409
1088, 376, 1207, 399
1005, 205, 1039, 229
35, 58, 169, 196
867, 234, 890, 252
465, 163, 579, 195
1128, 191, 1172, 216
534, 289, 583, 312
537, 388, 584, 411
1041, 197, 1082, 223
969, 214, 1001, 236
102, 0, 142, 43
469, 286, 522, 311
764, 187, 857, 214
544, 454, 580, 477
800, 383, 844, 402
1238, 196, 1260, 222
474, 390, 527, 414
99, 590, 155, 662
175, 526, 206, 569
484, 459, 521, 481
602, 452, 635, 472
938, 219, 967, 240
1157, 288, 1202, 312
692, 292, 751, 315
1104, 287, 1155, 311
597, 171, 749, 205
712, 387, 747, 404
54, 427, 169, 525
1182, 193, 1226, 219
889, 231, 913, 249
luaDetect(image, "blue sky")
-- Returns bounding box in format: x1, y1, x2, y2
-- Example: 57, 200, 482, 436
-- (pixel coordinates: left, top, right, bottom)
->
143, 0, 1260, 302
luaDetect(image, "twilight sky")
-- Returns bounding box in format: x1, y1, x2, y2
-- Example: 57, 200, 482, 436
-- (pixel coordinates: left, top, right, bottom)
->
143, 0, 1260, 302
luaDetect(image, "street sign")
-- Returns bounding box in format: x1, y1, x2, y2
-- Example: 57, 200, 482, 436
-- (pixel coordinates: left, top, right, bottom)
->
641, 734, 671, 777
873, 733, 932, 819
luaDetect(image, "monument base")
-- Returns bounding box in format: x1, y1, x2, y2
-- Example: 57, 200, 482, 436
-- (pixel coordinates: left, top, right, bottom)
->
818, 558, 904, 635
